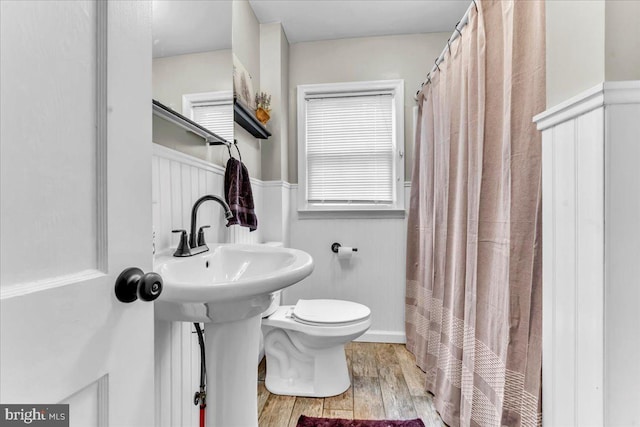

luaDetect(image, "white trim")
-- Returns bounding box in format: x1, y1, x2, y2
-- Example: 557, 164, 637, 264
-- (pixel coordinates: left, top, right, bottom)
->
297, 209, 406, 220
299, 80, 404, 97
0, 270, 106, 300
289, 181, 411, 219
153, 143, 226, 175
250, 177, 264, 188
295, 181, 410, 189
182, 90, 233, 119
297, 79, 405, 213
534, 85, 604, 130
261, 180, 292, 190
152, 143, 263, 190
603, 81, 640, 104
534, 81, 640, 130
95, 374, 109, 427
96, 0, 108, 273
355, 330, 406, 344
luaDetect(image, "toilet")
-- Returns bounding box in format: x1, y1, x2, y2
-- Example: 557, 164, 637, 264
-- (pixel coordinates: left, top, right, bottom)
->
261, 292, 371, 397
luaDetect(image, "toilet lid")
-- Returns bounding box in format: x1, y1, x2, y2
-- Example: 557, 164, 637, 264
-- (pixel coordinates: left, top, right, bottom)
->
292, 299, 371, 325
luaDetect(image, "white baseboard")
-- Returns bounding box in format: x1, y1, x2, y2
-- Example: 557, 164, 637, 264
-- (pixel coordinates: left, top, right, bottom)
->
356, 330, 406, 344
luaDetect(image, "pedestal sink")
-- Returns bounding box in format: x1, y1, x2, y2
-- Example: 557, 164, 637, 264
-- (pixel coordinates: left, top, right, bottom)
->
154, 244, 314, 427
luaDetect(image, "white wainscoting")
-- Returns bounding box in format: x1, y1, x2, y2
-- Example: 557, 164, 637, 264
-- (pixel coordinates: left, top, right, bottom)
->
260, 181, 292, 247
151, 143, 414, 424
535, 81, 640, 427
152, 144, 263, 427
152, 143, 262, 250
284, 183, 411, 343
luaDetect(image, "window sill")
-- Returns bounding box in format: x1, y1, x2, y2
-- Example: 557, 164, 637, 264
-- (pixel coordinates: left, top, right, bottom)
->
296, 208, 406, 220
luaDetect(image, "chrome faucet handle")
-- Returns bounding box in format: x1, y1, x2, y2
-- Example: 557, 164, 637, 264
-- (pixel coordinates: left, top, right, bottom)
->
197, 225, 210, 247
172, 229, 191, 257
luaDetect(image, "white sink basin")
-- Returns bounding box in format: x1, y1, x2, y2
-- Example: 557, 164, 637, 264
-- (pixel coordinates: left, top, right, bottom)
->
154, 243, 314, 427
154, 243, 314, 323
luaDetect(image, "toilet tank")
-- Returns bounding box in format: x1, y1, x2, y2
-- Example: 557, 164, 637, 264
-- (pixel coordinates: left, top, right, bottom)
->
261, 242, 284, 317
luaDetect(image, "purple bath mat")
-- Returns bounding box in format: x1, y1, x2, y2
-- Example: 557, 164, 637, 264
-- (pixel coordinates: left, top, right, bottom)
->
296, 415, 426, 427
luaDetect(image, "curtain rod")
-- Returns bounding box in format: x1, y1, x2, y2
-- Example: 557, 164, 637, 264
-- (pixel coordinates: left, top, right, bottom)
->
414, 0, 477, 100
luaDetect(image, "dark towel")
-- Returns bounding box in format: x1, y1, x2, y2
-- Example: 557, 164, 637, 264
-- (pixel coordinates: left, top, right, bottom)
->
224, 157, 258, 231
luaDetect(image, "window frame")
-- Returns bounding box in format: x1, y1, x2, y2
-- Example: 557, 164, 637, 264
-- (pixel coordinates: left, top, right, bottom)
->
182, 90, 234, 142
297, 80, 405, 216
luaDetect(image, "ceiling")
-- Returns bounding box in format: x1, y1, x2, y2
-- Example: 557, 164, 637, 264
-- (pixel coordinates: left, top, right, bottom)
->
249, 0, 470, 44
152, 1, 232, 58
152, 1, 470, 58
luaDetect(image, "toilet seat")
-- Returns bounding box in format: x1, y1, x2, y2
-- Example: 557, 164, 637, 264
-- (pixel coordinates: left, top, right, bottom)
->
292, 299, 371, 326
262, 301, 372, 338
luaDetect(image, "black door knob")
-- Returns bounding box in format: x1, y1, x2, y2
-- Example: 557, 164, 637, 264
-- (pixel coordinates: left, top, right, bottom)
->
115, 267, 163, 303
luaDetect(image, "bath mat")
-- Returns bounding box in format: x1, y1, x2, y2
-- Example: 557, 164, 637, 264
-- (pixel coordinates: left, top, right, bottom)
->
296, 415, 426, 427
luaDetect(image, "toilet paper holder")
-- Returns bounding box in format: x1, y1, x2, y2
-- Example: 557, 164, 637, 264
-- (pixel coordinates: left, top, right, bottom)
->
331, 242, 358, 253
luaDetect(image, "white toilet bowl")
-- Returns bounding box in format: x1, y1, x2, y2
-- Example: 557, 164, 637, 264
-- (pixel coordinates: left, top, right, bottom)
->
261, 298, 371, 397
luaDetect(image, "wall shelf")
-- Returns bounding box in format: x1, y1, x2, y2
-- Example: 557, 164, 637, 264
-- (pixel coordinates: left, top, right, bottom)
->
234, 100, 271, 139
152, 99, 231, 146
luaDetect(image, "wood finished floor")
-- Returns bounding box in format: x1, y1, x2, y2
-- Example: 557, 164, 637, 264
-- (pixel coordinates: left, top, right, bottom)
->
257, 342, 445, 427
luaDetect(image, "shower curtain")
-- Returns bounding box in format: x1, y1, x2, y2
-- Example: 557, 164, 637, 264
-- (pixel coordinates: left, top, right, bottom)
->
405, 1, 544, 426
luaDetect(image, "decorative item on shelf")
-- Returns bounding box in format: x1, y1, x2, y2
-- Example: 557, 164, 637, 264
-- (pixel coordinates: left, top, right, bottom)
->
233, 53, 255, 110
255, 91, 272, 125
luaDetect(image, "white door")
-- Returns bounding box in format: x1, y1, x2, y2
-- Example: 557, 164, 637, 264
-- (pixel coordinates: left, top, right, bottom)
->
1, 1, 154, 426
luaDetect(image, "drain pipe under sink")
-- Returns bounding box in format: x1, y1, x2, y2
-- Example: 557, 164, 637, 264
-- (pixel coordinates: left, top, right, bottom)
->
193, 323, 207, 427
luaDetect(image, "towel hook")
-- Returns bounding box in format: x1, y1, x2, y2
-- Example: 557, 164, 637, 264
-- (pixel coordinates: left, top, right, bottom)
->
233, 139, 242, 162
227, 143, 234, 159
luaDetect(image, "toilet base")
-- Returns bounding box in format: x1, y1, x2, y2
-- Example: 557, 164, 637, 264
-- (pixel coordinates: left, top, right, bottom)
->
263, 328, 351, 397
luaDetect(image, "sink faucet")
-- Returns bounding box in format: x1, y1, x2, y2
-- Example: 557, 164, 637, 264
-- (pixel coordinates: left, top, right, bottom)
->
172, 194, 233, 257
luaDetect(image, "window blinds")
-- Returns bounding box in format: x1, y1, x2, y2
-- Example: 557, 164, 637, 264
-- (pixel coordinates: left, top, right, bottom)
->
305, 94, 395, 203
192, 103, 234, 143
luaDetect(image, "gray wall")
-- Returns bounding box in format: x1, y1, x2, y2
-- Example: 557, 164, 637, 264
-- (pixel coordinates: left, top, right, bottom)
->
152, 50, 233, 167
260, 23, 290, 182
287, 33, 450, 183
546, 0, 640, 108
232, 0, 262, 179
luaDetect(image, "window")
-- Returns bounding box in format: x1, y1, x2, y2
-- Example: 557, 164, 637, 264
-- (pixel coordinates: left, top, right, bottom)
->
297, 80, 404, 214
183, 91, 234, 143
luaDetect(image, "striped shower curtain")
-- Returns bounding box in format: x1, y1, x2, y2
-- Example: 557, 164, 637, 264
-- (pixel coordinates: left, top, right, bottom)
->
405, 1, 544, 426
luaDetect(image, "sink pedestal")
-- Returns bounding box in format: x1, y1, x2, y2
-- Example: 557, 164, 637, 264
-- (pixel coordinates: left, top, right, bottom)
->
205, 314, 261, 427
154, 244, 314, 427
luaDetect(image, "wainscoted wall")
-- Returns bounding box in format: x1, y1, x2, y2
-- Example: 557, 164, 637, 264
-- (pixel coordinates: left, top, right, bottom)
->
151, 143, 413, 423
535, 82, 640, 427
152, 143, 263, 251
260, 181, 292, 246
283, 184, 411, 343
152, 143, 262, 427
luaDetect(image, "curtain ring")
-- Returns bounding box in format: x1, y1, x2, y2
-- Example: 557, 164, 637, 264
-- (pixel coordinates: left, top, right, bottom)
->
472, 0, 478, 12
434, 58, 441, 71
446, 38, 452, 54
454, 21, 462, 38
